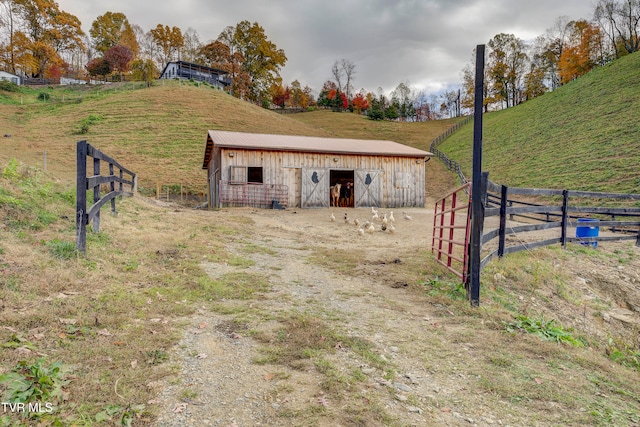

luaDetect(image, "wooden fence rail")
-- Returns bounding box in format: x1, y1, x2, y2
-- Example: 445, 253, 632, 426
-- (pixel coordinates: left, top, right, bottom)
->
76, 140, 136, 253
429, 116, 472, 188
479, 179, 640, 270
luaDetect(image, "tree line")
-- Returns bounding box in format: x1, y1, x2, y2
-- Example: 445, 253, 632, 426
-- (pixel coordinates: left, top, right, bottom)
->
461, 0, 640, 112
273, 0, 640, 120
0, 0, 638, 117
0, 1, 287, 103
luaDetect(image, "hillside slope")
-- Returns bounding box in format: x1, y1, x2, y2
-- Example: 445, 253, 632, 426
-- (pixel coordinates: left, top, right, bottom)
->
0, 81, 463, 196
0, 81, 463, 197
0, 81, 329, 192
441, 51, 640, 193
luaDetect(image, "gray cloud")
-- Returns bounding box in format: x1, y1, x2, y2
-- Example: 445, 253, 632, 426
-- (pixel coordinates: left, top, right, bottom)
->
57, 0, 594, 95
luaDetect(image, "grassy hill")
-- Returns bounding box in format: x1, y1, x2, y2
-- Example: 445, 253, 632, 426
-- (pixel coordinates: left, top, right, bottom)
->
440, 51, 640, 194
0, 81, 461, 198
1, 77, 640, 425
0, 81, 329, 195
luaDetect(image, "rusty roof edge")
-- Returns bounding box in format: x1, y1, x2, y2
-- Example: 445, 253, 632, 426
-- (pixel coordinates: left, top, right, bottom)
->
216, 144, 433, 158
205, 130, 433, 158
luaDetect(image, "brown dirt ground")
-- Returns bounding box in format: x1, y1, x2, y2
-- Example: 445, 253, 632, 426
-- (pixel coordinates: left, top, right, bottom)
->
151, 199, 640, 427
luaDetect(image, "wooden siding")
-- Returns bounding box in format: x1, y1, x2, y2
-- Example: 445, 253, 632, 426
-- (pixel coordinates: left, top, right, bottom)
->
208, 148, 426, 208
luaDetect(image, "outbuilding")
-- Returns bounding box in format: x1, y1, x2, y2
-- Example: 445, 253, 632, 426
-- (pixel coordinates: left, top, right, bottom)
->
0, 70, 21, 85
202, 130, 432, 209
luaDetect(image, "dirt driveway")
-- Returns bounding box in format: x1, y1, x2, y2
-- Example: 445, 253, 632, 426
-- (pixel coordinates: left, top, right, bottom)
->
152, 204, 640, 427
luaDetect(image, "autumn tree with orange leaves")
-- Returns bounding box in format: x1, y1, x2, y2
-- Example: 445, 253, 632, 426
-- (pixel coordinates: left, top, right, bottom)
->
5, 0, 85, 77
558, 20, 603, 84
351, 91, 369, 113
199, 38, 250, 98
150, 24, 184, 66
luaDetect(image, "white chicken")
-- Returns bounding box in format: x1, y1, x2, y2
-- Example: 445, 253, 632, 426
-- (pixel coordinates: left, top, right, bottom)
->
330, 212, 336, 222
371, 206, 378, 215
344, 212, 350, 223
372, 212, 379, 221
353, 218, 360, 226
381, 214, 388, 225
403, 211, 413, 221
357, 227, 365, 235
366, 222, 375, 234
389, 223, 396, 233
389, 211, 395, 222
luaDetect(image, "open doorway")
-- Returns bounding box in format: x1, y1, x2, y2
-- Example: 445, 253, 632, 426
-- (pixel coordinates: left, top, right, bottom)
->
330, 170, 354, 208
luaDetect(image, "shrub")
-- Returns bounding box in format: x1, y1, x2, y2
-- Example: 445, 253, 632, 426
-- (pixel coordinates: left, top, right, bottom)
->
0, 80, 21, 92
76, 114, 104, 134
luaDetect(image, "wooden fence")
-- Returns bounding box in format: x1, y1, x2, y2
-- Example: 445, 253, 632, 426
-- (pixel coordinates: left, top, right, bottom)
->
154, 182, 207, 207
479, 177, 640, 270
76, 140, 136, 253
432, 173, 640, 306
429, 116, 472, 187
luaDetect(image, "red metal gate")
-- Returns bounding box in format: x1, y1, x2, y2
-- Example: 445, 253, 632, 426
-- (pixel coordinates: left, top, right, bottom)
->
219, 181, 288, 208
431, 183, 472, 281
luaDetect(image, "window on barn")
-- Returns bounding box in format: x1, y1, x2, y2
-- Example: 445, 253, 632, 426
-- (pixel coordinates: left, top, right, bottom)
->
230, 166, 247, 184
248, 167, 263, 184
394, 172, 411, 188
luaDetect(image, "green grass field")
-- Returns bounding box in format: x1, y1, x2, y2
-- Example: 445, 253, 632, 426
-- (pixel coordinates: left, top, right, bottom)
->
1, 63, 639, 426
440, 51, 640, 194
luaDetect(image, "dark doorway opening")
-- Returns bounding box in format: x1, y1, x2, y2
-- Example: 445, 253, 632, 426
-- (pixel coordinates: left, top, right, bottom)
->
330, 170, 354, 208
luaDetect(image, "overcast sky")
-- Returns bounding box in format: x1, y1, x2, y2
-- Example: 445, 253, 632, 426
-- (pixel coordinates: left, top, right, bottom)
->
56, 0, 595, 95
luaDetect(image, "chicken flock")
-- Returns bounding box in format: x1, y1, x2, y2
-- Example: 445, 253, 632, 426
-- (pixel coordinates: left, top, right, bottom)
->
329, 206, 414, 236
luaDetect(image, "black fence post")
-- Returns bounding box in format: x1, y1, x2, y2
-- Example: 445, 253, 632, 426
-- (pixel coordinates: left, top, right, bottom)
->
468, 44, 485, 307
76, 140, 88, 253
498, 184, 508, 257
561, 189, 569, 248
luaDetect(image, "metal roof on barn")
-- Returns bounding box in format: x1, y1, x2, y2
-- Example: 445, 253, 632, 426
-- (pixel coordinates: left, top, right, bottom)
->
203, 130, 432, 169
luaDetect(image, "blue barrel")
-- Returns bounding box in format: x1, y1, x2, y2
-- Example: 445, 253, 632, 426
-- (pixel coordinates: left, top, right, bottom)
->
576, 218, 599, 248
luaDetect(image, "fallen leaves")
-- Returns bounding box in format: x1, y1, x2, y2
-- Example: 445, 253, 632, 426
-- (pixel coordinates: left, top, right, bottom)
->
173, 403, 187, 413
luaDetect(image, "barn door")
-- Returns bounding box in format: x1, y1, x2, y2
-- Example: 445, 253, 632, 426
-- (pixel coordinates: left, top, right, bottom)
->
301, 168, 329, 208
354, 170, 381, 208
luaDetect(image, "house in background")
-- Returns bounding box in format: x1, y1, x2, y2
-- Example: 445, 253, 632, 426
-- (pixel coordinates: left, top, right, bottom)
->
0, 71, 21, 85
202, 130, 432, 209
160, 61, 230, 89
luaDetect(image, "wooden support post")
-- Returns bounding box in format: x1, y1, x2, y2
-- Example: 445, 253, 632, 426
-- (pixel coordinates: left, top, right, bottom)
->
498, 185, 508, 257
93, 156, 100, 232
109, 163, 116, 215
76, 141, 87, 253
156, 182, 160, 199
561, 189, 569, 248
